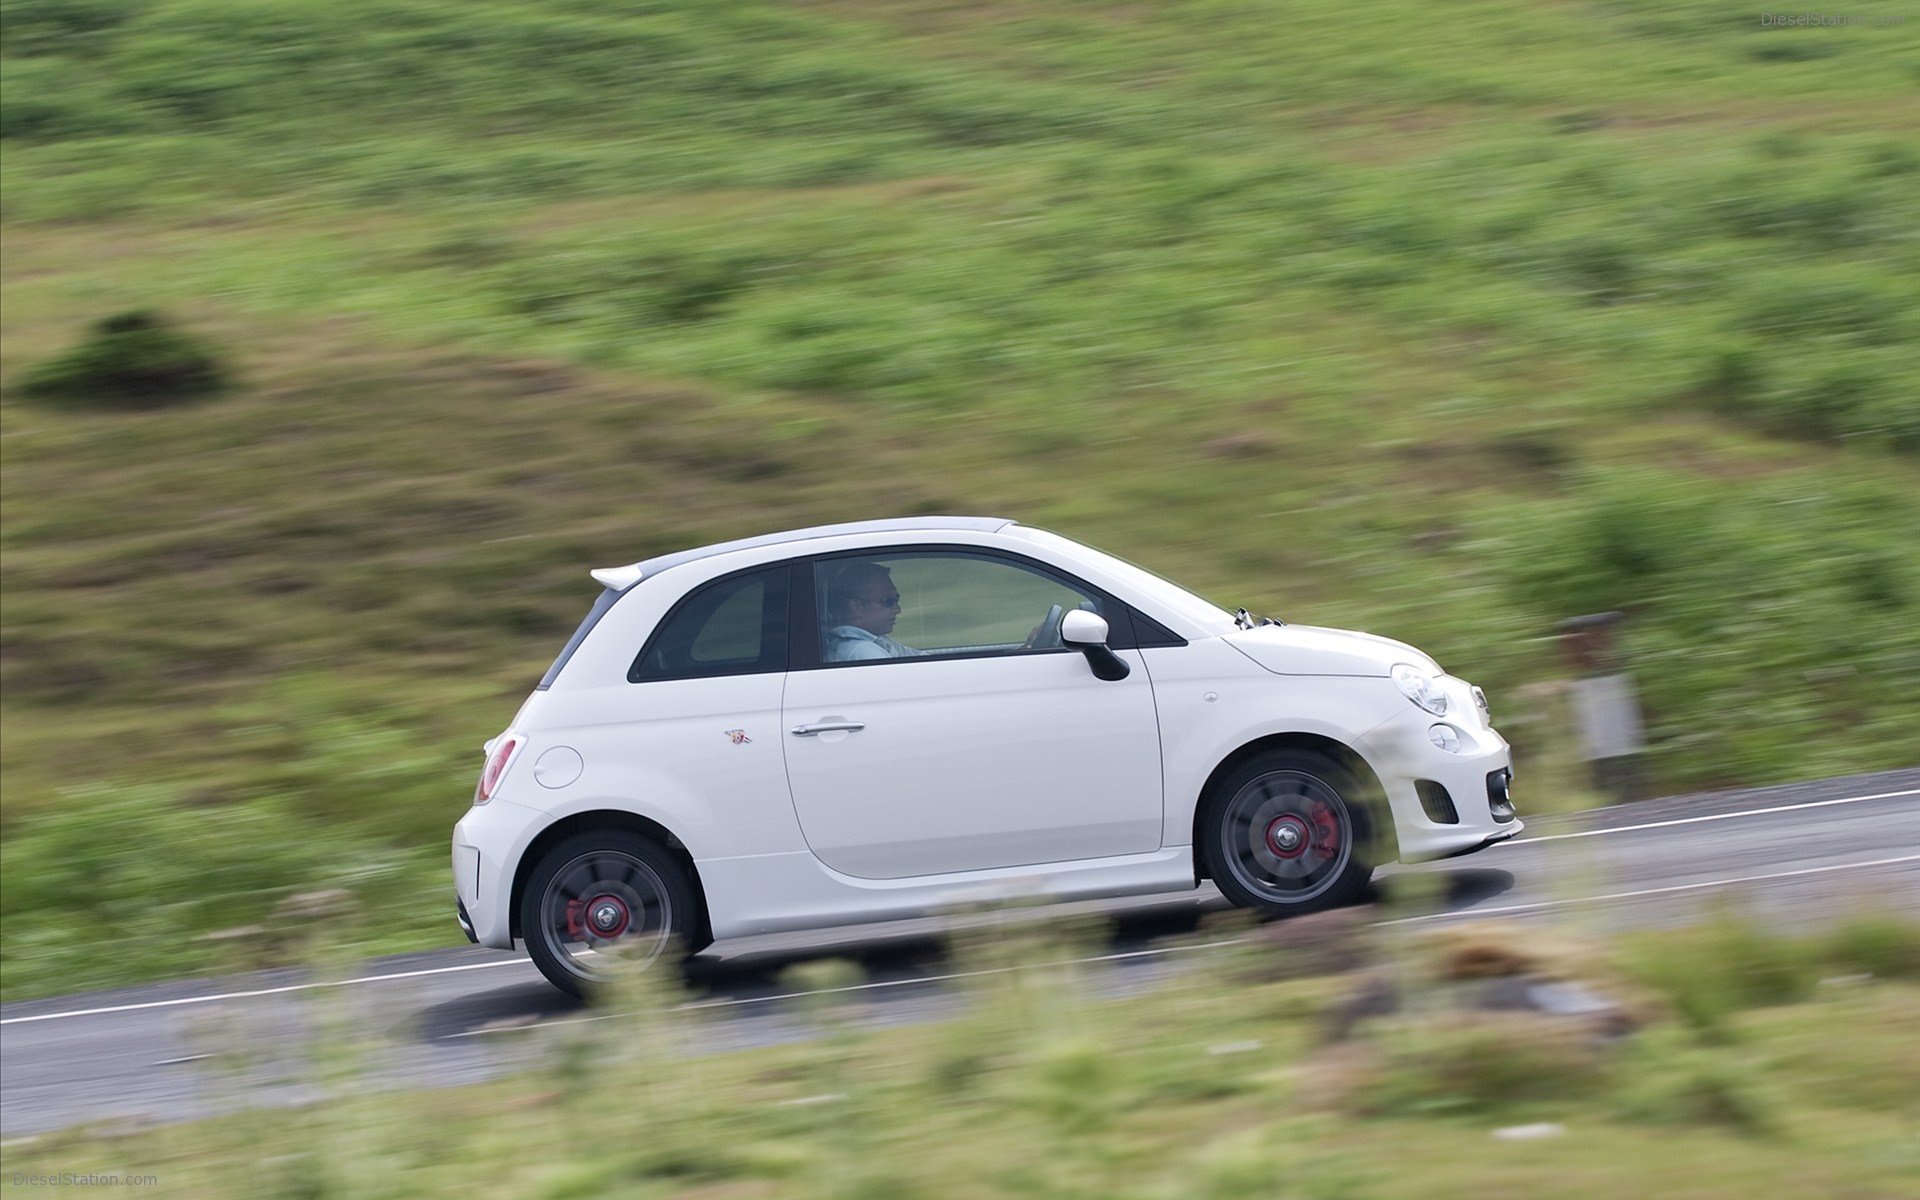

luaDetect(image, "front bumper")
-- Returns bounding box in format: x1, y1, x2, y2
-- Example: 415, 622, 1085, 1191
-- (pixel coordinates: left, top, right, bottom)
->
1356, 701, 1521, 863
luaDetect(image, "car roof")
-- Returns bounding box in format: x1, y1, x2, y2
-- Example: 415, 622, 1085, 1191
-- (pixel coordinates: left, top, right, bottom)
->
590, 516, 1016, 591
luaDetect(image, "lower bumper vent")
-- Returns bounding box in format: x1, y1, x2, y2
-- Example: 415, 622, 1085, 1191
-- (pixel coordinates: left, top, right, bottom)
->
1487, 769, 1516, 823
1415, 780, 1459, 824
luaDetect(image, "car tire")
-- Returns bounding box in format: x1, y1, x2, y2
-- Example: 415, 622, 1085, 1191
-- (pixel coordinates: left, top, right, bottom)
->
519, 829, 700, 1000
1202, 749, 1376, 915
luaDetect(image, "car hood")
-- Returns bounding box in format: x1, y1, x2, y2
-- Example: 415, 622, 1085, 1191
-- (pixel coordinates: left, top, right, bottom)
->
1223, 623, 1441, 678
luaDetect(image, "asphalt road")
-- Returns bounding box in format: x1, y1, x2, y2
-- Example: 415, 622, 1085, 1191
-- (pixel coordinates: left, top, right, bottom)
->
3, 767, 1916, 1139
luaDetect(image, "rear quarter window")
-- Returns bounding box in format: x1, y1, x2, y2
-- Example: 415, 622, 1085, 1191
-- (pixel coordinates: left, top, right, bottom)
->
631, 564, 791, 682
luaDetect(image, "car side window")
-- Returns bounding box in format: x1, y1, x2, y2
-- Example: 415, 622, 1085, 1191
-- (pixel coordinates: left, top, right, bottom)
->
813, 552, 1108, 665
631, 565, 789, 682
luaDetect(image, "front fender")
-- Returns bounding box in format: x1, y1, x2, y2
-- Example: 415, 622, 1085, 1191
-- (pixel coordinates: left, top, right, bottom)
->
1142, 641, 1404, 849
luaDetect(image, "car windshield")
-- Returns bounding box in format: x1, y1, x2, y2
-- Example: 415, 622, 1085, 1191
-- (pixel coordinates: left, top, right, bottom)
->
1017, 528, 1239, 632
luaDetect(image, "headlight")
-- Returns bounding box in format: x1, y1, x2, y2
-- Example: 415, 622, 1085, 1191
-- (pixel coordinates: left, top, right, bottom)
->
1392, 663, 1450, 716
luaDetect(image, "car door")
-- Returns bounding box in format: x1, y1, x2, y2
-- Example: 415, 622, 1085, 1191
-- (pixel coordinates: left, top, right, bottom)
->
781, 548, 1164, 879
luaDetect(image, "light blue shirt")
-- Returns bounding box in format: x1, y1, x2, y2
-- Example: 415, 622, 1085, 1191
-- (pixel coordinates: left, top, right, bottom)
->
824, 625, 924, 662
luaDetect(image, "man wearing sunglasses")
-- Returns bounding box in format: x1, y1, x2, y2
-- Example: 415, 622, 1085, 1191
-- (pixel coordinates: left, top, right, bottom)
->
823, 562, 926, 662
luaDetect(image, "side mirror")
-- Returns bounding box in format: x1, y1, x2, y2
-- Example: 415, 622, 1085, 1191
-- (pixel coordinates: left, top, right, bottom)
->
1060, 610, 1130, 681
1060, 610, 1109, 646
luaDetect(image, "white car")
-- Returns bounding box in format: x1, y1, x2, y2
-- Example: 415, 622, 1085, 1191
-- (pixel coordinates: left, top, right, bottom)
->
453, 517, 1519, 997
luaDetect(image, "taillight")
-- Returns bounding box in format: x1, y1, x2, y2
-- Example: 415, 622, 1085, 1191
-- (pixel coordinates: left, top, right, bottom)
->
475, 733, 525, 805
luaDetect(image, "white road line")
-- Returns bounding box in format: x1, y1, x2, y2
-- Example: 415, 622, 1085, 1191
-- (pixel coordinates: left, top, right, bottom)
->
1557, 777, 1917, 818
4, 785, 1914, 1029
1377, 853, 1920, 925
0, 959, 535, 1026
1500, 787, 1917, 844
442, 939, 1249, 1039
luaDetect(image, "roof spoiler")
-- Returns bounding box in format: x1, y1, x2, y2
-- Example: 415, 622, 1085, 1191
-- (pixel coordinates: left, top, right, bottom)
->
589, 564, 645, 592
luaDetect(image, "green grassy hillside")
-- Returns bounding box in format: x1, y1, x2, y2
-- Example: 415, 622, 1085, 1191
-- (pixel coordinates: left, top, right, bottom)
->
3, 0, 1918, 998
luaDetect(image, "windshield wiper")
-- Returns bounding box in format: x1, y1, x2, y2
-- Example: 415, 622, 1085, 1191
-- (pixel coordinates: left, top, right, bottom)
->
1234, 607, 1284, 629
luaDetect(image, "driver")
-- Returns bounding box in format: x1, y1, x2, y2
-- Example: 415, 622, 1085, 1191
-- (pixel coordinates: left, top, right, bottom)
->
823, 563, 925, 661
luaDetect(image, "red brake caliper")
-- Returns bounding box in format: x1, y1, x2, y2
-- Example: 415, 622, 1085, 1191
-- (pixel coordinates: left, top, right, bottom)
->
565, 899, 587, 940
1308, 800, 1341, 859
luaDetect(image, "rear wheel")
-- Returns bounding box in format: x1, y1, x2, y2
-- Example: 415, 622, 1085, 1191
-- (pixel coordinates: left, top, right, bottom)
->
1203, 750, 1376, 914
519, 830, 698, 999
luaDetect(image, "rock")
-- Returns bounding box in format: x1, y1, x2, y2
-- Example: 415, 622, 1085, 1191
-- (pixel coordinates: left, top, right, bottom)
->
1321, 923, 1641, 1043
1409, 528, 1460, 552
1324, 973, 1400, 1041
1203, 432, 1272, 460
1426, 921, 1611, 983
1492, 1122, 1566, 1141
1470, 974, 1638, 1040
197, 925, 268, 944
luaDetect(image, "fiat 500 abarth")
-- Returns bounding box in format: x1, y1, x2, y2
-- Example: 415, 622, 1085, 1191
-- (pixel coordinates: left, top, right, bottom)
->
454, 517, 1519, 997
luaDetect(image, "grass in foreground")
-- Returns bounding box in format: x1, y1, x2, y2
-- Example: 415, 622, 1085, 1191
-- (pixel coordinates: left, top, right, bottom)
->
2, 912, 1918, 1199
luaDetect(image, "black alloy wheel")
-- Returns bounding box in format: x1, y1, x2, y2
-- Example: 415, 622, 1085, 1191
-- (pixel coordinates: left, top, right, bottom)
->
1204, 749, 1376, 914
519, 830, 698, 999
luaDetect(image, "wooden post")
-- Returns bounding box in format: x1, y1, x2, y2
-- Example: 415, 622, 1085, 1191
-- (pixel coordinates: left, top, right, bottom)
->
1559, 612, 1646, 803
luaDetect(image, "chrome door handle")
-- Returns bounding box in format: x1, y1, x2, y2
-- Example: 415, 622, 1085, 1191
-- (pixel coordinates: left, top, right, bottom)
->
791, 720, 866, 737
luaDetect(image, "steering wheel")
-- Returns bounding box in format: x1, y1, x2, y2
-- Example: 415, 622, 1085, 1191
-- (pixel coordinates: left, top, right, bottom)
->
1028, 603, 1065, 650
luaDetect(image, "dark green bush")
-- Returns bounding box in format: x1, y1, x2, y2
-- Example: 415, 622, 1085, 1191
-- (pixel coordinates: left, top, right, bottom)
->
1554, 237, 1640, 305
0, 57, 145, 140
1498, 468, 1716, 617
1613, 1029, 1775, 1134
1620, 912, 1834, 1040
500, 249, 769, 330
1689, 342, 1918, 453
0, 0, 138, 59
1819, 914, 1920, 979
20, 310, 228, 409
1360, 1016, 1610, 1115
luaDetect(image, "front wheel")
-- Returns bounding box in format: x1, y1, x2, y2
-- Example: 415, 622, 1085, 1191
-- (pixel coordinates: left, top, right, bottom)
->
1203, 750, 1376, 914
519, 830, 699, 999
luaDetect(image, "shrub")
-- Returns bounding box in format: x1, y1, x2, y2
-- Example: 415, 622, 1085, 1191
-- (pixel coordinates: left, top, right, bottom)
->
20, 310, 228, 409
1357, 1015, 1609, 1115
1554, 237, 1640, 305
1496, 468, 1715, 618
1618, 911, 1822, 1040
1818, 914, 1920, 980
1613, 1028, 1775, 1134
